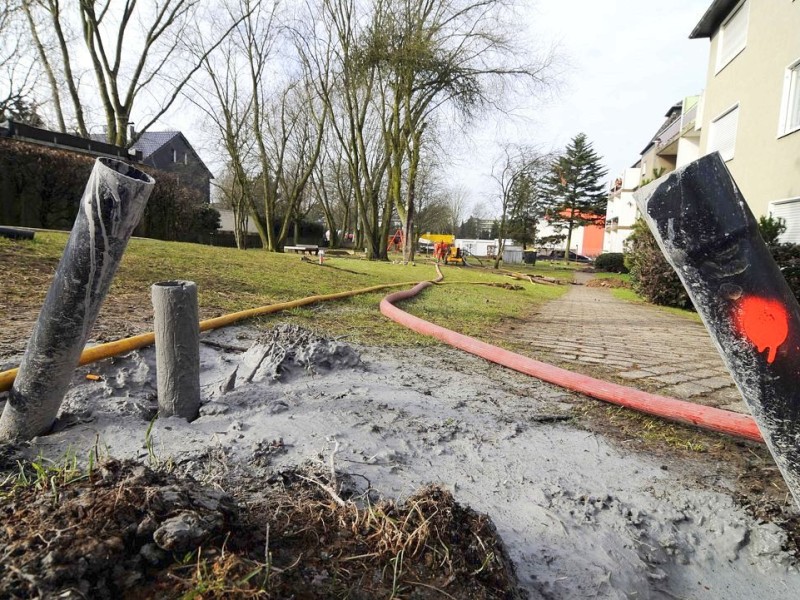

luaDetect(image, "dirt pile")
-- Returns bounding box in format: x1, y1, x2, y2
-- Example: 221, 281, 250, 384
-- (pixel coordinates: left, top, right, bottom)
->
0, 458, 522, 599
222, 324, 363, 392
585, 277, 631, 289
0, 459, 237, 599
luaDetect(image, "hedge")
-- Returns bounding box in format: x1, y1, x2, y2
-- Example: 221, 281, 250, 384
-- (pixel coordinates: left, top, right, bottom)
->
0, 137, 218, 242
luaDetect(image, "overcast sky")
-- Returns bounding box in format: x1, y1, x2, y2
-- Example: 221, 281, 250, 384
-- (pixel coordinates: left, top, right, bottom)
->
443, 0, 713, 213
161, 0, 714, 215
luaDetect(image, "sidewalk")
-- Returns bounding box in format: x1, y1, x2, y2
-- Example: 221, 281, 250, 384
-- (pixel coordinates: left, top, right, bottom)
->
509, 272, 746, 414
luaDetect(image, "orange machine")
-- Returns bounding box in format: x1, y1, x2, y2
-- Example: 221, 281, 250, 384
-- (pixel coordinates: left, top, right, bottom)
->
422, 234, 465, 265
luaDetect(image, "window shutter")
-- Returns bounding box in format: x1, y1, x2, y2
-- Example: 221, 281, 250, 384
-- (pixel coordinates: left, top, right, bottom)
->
770, 200, 800, 244
718, 1, 748, 68
708, 106, 739, 161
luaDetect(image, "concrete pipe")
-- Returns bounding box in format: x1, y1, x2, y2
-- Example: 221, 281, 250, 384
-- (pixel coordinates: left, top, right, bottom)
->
0, 158, 154, 441
152, 280, 200, 421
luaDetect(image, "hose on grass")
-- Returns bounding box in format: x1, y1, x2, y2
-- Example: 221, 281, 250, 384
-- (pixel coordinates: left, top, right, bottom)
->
1, 261, 762, 445
380, 280, 764, 444
0, 278, 439, 393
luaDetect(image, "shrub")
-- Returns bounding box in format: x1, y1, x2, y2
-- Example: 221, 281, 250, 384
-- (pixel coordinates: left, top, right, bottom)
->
759, 215, 787, 246
625, 216, 800, 308
755, 215, 800, 300
769, 244, 800, 298
625, 219, 693, 309
594, 252, 628, 273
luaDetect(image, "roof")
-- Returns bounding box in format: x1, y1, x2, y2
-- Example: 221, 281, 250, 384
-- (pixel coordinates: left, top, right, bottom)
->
689, 0, 740, 39
131, 131, 180, 159
91, 130, 213, 178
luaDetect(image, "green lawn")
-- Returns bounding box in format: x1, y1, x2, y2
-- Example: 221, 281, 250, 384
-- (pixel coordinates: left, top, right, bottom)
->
1, 233, 568, 347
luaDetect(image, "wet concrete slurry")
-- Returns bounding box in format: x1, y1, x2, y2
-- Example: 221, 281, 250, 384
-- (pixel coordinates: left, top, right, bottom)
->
508, 271, 746, 414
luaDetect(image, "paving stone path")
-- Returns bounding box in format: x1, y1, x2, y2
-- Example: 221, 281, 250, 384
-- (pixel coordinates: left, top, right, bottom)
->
509, 272, 746, 414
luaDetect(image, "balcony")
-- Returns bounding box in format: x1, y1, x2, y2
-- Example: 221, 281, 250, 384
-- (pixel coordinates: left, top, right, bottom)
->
680, 102, 700, 138
655, 117, 681, 155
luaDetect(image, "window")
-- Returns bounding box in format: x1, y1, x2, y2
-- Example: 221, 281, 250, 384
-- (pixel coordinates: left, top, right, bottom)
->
171, 149, 177, 163
779, 60, 800, 136
716, 0, 748, 72
769, 198, 800, 244
708, 104, 739, 161
184, 152, 188, 165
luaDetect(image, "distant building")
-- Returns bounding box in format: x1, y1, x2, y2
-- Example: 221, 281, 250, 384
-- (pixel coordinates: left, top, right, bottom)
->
603, 95, 701, 253
1, 120, 215, 204
109, 130, 214, 203
536, 213, 604, 258
690, 0, 800, 241
604, 168, 641, 253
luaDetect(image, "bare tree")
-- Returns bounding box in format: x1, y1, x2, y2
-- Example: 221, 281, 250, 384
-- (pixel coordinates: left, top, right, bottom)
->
310, 139, 355, 248
20, 0, 90, 134
213, 166, 253, 248
302, 0, 392, 259
20, 1, 252, 145
248, 76, 328, 250
183, 0, 279, 249
361, 0, 553, 262
1, 1, 40, 122
491, 144, 548, 269
445, 184, 470, 235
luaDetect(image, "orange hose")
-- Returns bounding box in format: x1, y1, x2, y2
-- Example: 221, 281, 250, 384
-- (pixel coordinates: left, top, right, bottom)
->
0, 279, 428, 393
3, 263, 761, 445
380, 282, 764, 444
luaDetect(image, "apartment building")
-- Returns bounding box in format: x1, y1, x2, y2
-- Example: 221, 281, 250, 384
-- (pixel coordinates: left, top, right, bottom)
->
690, 0, 800, 241
604, 96, 701, 253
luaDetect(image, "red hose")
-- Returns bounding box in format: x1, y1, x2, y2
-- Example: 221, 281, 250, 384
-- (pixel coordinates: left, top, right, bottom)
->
380, 283, 763, 443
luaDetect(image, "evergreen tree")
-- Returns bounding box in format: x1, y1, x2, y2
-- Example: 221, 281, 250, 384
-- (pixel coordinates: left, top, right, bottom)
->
544, 133, 608, 262
459, 217, 479, 238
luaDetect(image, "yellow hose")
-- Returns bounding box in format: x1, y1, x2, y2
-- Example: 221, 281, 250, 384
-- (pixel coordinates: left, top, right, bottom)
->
0, 279, 427, 393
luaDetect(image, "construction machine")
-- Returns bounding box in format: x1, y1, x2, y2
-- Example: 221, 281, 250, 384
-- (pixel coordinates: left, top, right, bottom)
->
419, 233, 465, 265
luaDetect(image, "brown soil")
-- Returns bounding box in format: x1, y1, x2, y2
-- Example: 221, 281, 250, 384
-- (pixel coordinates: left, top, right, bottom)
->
0, 457, 521, 599
584, 277, 631, 289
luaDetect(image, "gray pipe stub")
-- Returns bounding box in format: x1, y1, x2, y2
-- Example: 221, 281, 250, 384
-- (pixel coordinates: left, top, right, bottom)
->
0, 158, 154, 441
152, 280, 200, 421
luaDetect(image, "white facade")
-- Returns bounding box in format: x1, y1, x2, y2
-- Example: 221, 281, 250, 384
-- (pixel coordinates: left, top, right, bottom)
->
603, 168, 641, 253
216, 208, 260, 234
603, 95, 702, 254
769, 199, 800, 244
455, 238, 513, 257
536, 221, 584, 254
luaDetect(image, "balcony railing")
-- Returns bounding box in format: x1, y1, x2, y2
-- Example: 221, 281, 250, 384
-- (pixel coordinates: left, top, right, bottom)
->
681, 102, 698, 130
655, 117, 681, 152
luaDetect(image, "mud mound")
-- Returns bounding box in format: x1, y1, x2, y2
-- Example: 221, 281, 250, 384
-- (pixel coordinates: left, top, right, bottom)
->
230, 324, 362, 388
0, 458, 521, 599
586, 277, 631, 289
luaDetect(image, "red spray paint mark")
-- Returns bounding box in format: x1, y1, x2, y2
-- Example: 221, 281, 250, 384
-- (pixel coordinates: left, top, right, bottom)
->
733, 296, 789, 364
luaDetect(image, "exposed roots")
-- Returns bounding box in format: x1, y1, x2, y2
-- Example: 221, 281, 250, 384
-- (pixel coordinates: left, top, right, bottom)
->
0, 458, 522, 599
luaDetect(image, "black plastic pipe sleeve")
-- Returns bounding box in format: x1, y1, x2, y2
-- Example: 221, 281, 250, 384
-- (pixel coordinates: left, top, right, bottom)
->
635, 153, 800, 508
0, 158, 154, 441
152, 280, 200, 421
